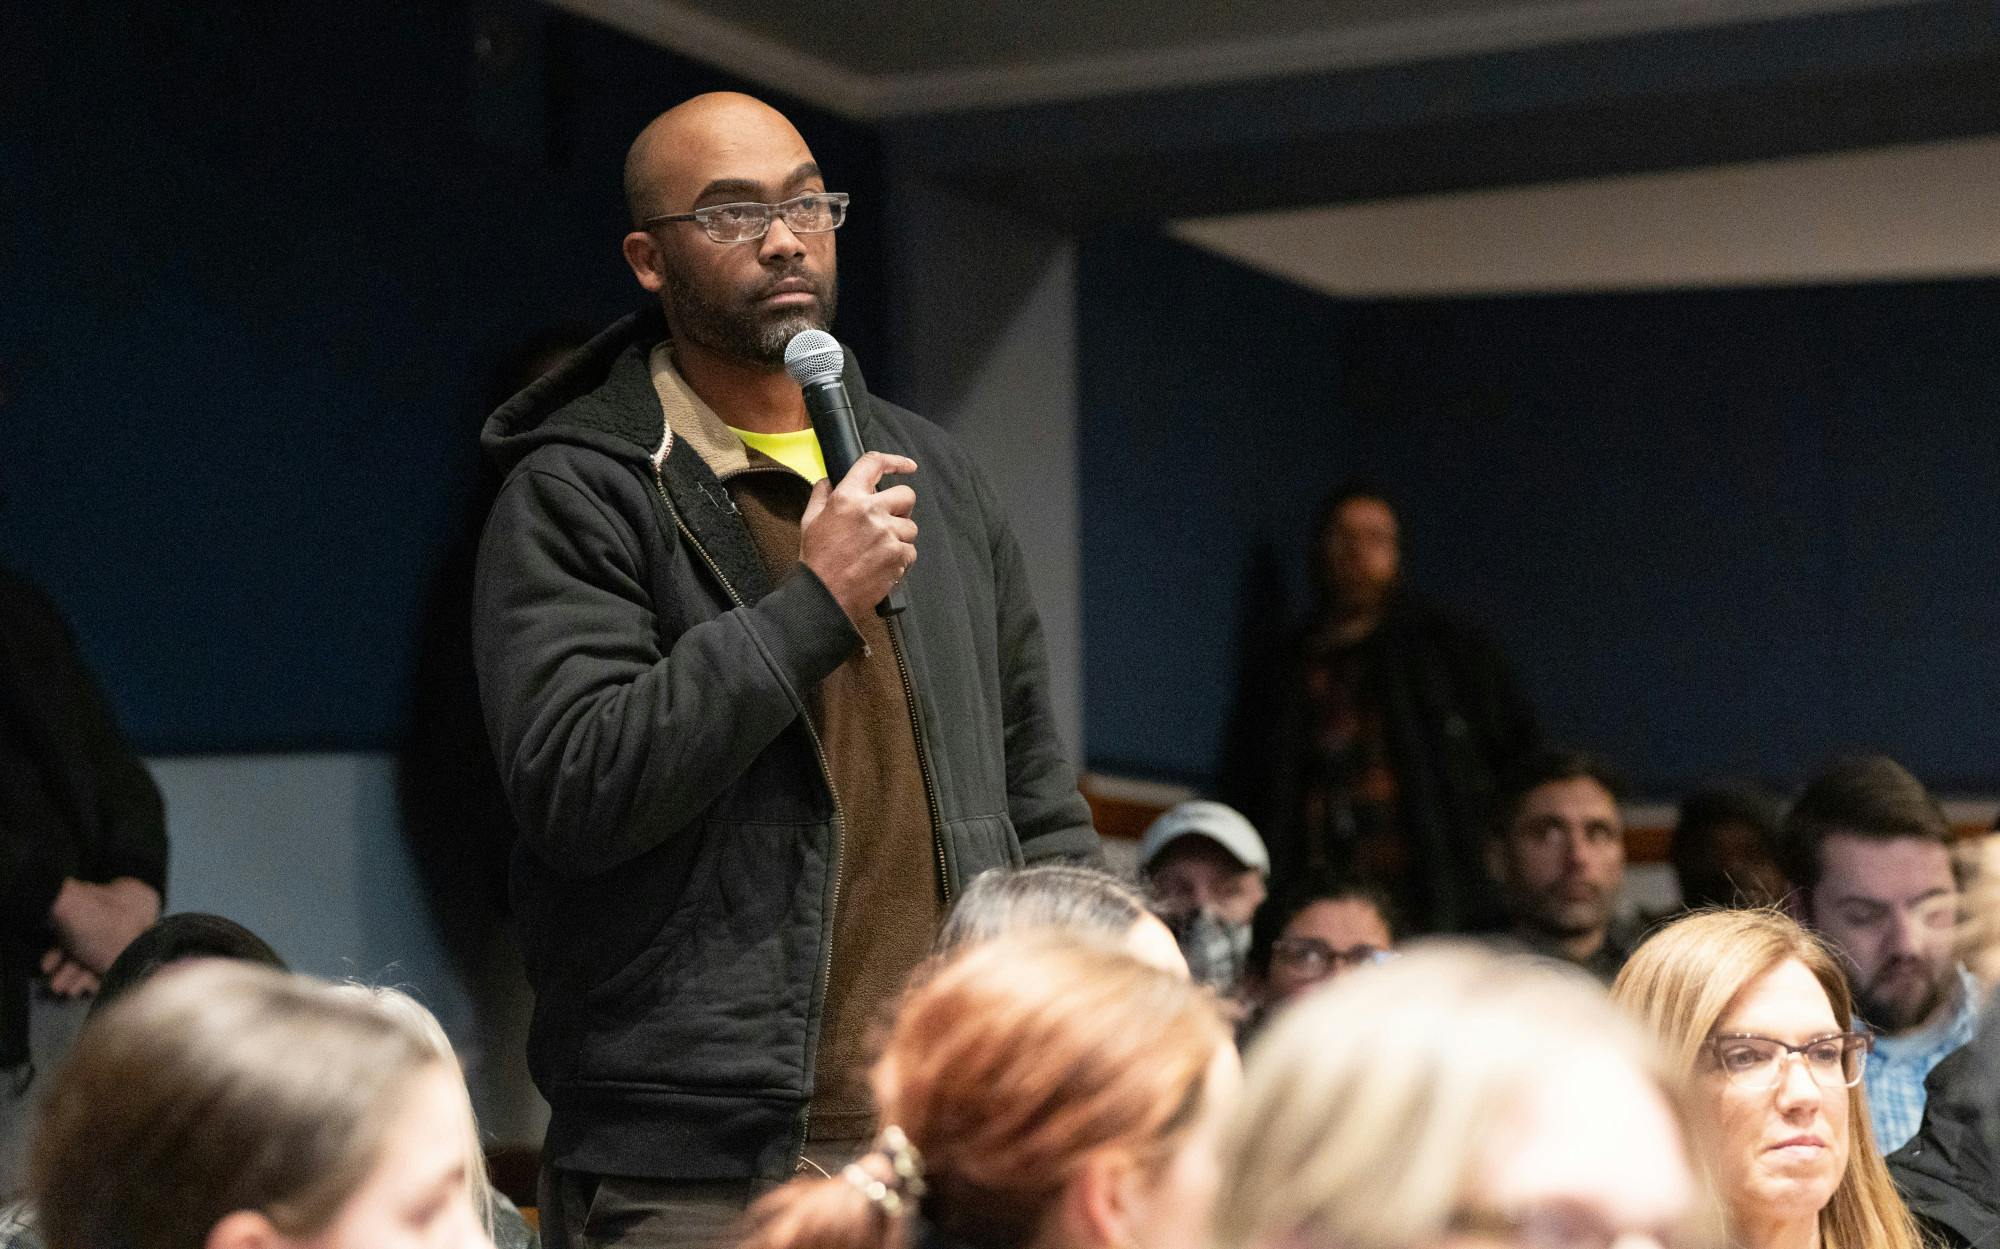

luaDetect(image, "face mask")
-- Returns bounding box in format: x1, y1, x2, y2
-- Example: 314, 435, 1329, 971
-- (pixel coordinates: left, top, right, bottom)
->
1170, 908, 1252, 997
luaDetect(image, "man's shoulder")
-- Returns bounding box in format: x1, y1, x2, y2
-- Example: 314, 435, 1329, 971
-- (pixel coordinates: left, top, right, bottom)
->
864, 395, 970, 463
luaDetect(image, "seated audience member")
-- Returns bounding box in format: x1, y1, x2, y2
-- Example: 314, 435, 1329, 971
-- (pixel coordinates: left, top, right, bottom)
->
737, 935, 1236, 1249
1672, 784, 1789, 911
330, 986, 537, 1249
1484, 750, 1638, 982
0, 922, 535, 1249
1139, 801, 1269, 998
1777, 756, 1977, 1152
1612, 909, 1922, 1249
1212, 945, 1706, 1249
28, 962, 496, 1249
1886, 1013, 2000, 1249
936, 864, 1187, 976
1887, 832, 2000, 1249
88, 912, 285, 1013
1242, 875, 1395, 1030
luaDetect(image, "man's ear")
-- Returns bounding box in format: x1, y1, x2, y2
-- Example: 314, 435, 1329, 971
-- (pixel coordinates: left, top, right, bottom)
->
622, 230, 667, 293
205, 1211, 288, 1249
1484, 835, 1508, 886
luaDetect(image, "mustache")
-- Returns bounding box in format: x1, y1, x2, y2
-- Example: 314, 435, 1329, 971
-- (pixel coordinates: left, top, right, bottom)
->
754, 262, 826, 298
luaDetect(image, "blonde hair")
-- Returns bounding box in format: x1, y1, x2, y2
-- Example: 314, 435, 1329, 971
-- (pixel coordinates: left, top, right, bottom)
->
1213, 943, 1707, 1249
1610, 909, 1923, 1249
739, 935, 1228, 1249
328, 983, 499, 1241
31, 962, 468, 1249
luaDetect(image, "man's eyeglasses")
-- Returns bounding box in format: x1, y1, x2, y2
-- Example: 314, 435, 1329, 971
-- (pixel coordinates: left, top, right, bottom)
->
1270, 936, 1390, 977
1704, 1032, 1871, 1091
644, 192, 849, 243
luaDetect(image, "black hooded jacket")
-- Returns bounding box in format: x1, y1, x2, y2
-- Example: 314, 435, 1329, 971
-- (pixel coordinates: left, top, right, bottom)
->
1889, 1000, 2000, 1249
472, 308, 1096, 1180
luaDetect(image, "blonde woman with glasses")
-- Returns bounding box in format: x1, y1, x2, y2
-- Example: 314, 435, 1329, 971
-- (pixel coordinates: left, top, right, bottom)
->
1612, 909, 1923, 1249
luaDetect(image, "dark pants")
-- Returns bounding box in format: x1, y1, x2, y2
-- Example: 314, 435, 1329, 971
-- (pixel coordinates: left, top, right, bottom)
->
539, 1138, 869, 1249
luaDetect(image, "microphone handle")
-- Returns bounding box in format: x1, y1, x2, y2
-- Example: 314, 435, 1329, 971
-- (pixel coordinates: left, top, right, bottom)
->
803, 379, 908, 617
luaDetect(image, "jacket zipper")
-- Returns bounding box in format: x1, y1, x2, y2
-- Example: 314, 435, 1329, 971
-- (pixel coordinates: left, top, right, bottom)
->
648, 466, 846, 1163
885, 615, 950, 906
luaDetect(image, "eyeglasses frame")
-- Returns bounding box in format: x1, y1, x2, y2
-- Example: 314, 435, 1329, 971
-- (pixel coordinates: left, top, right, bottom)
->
642, 191, 850, 243
1704, 1030, 1872, 1090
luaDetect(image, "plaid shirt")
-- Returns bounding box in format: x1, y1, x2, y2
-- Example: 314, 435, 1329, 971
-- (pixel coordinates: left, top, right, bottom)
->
1862, 964, 1982, 1153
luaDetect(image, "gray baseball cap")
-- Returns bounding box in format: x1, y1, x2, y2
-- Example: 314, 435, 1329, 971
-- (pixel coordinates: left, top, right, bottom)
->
1138, 800, 1270, 876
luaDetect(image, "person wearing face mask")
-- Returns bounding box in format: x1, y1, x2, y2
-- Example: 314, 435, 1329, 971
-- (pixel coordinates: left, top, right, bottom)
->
1213, 945, 1710, 1249
1613, 909, 1924, 1249
1138, 801, 1270, 1002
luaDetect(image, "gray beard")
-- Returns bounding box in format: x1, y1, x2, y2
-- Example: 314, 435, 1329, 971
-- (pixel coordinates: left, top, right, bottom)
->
663, 265, 837, 368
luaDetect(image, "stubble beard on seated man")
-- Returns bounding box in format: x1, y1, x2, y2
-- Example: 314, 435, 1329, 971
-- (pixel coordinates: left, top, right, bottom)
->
1527, 881, 1609, 942
665, 259, 839, 369
1854, 952, 1953, 1033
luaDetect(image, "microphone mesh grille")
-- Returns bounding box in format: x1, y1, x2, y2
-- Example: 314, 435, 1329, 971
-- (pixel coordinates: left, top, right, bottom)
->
783, 329, 844, 387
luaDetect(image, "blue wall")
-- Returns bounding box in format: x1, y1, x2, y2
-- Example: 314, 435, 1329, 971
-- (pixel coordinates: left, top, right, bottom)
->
1, 1, 889, 751
1079, 231, 2000, 793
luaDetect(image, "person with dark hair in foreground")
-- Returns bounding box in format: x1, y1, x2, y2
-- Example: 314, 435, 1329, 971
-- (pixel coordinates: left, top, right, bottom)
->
1671, 784, 1789, 912
1484, 749, 1638, 983
1219, 484, 1539, 935
87, 911, 284, 1014
1777, 756, 1976, 1152
935, 865, 1186, 976
473, 92, 1095, 1249
736, 936, 1236, 1249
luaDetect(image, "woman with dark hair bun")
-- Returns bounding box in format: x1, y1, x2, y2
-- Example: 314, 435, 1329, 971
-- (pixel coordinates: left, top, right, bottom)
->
738, 935, 1235, 1249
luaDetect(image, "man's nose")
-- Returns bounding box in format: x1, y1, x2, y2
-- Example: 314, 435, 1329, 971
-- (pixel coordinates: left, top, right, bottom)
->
760, 215, 807, 260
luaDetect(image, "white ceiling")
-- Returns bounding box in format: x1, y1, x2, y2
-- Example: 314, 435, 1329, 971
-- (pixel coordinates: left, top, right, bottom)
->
1170, 135, 2000, 296
544, 0, 1925, 118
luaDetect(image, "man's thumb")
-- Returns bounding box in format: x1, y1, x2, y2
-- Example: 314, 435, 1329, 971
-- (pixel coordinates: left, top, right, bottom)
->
802, 476, 832, 527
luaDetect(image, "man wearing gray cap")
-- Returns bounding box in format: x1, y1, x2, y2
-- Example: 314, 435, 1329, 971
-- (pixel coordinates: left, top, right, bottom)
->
1139, 800, 1270, 1000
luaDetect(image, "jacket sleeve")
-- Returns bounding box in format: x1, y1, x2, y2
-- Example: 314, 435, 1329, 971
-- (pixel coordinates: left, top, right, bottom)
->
974, 476, 1099, 864
0, 578, 166, 923
474, 463, 860, 878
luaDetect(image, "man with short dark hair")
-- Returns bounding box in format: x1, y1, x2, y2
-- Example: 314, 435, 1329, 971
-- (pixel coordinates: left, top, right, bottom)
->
1220, 484, 1539, 934
1780, 755, 1975, 1153
1670, 783, 1788, 911
474, 93, 1095, 1249
1484, 749, 1634, 983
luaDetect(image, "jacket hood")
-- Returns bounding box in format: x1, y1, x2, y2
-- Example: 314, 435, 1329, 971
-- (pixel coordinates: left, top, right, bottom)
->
481, 305, 878, 474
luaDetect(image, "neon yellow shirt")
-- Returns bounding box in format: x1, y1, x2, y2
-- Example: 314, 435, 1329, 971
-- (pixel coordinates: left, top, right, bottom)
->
729, 425, 828, 483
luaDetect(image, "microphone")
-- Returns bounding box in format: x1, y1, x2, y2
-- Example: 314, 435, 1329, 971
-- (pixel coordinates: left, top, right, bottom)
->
784, 329, 907, 617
